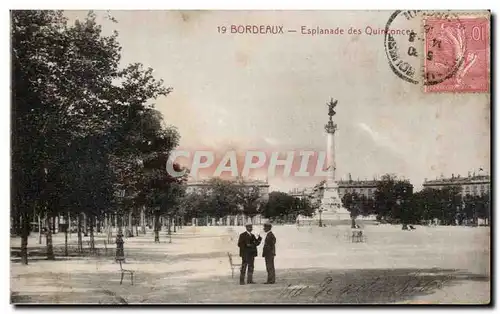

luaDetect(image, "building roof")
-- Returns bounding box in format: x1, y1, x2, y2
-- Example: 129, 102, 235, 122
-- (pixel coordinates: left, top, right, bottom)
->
337, 179, 380, 188
187, 178, 270, 187
423, 175, 490, 186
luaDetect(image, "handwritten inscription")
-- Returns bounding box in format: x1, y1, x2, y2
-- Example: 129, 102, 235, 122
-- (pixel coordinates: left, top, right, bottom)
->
277, 277, 335, 299
278, 274, 455, 301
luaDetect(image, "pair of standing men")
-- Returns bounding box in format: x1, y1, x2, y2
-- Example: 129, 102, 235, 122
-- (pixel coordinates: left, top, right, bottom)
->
237, 222, 276, 285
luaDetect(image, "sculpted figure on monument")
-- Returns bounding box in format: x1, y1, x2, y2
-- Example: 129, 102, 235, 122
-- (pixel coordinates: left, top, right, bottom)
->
327, 98, 338, 118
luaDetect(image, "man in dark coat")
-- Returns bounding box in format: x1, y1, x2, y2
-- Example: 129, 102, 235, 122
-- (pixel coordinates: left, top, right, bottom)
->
262, 223, 276, 284
237, 223, 262, 285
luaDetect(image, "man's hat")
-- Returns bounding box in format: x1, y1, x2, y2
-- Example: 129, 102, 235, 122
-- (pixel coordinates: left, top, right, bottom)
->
245, 223, 252, 227
264, 222, 272, 227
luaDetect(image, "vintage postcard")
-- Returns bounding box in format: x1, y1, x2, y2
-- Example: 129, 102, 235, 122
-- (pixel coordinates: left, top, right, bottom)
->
10, 10, 490, 304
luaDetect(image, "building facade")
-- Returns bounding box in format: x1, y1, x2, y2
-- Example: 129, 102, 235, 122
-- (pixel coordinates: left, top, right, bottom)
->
290, 179, 380, 202
338, 179, 379, 199
422, 174, 491, 197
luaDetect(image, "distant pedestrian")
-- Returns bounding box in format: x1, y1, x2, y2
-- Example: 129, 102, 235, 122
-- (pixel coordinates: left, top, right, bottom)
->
262, 223, 276, 284
115, 231, 125, 262
237, 223, 262, 285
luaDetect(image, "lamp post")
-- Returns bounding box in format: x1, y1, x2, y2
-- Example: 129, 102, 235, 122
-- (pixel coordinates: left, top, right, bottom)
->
318, 209, 323, 227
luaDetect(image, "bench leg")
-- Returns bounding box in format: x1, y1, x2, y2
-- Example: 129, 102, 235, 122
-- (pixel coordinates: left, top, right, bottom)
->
231, 268, 234, 278
120, 272, 124, 285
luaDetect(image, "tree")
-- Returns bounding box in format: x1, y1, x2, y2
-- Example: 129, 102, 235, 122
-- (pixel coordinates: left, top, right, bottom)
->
297, 197, 316, 218
181, 190, 209, 222
262, 191, 300, 223
142, 152, 187, 242
476, 192, 491, 225
341, 192, 362, 228
203, 178, 242, 220
374, 174, 398, 221
411, 188, 438, 224
394, 180, 414, 228
359, 195, 376, 217
238, 186, 262, 219
11, 10, 177, 262
374, 174, 413, 225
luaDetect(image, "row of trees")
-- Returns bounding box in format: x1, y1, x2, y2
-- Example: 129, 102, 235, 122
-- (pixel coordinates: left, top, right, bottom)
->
341, 175, 491, 227
181, 178, 261, 221
261, 192, 315, 223
12, 10, 188, 264
180, 179, 316, 224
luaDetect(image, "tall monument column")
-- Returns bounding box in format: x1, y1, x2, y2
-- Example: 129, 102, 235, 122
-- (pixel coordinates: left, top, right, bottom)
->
318, 99, 351, 223
325, 119, 336, 186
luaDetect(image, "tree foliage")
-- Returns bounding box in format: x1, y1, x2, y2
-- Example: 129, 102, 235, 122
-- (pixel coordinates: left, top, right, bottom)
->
11, 10, 183, 263
261, 192, 314, 223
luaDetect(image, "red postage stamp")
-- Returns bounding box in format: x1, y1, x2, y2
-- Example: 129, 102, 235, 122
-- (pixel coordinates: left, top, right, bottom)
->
424, 16, 490, 93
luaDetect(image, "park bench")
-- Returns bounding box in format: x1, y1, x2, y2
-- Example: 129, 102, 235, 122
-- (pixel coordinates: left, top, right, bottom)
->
227, 252, 241, 278
118, 260, 134, 285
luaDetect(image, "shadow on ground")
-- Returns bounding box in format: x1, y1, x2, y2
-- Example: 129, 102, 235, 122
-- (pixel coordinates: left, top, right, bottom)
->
11, 246, 229, 264
11, 267, 489, 304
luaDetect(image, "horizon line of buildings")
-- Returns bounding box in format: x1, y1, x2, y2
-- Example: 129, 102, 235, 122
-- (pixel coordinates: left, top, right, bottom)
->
288, 172, 491, 200
185, 171, 491, 202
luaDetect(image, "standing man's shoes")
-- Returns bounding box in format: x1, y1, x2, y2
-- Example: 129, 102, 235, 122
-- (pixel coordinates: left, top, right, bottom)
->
247, 281, 256, 284
264, 282, 275, 284
240, 282, 245, 285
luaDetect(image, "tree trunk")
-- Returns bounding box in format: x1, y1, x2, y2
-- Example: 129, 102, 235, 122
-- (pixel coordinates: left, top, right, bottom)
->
118, 213, 123, 234
38, 214, 42, 244
127, 210, 133, 237
77, 213, 83, 252
168, 216, 172, 235
52, 214, 56, 234
46, 215, 55, 260
83, 212, 87, 236
173, 215, 177, 233
96, 216, 101, 233
64, 212, 69, 256
12, 213, 18, 236
89, 216, 95, 253
107, 223, 113, 244
20, 211, 30, 265
154, 212, 160, 243
68, 211, 71, 239
141, 206, 146, 234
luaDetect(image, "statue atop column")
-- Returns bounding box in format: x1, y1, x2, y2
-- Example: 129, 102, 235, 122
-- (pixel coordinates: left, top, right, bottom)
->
325, 98, 338, 134
327, 98, 337, 118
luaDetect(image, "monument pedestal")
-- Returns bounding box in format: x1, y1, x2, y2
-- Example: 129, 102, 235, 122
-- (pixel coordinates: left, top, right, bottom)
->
317, 181, 352, 226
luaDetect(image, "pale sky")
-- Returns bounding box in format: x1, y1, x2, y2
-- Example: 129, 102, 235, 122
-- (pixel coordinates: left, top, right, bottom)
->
65, 10, 490, 192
